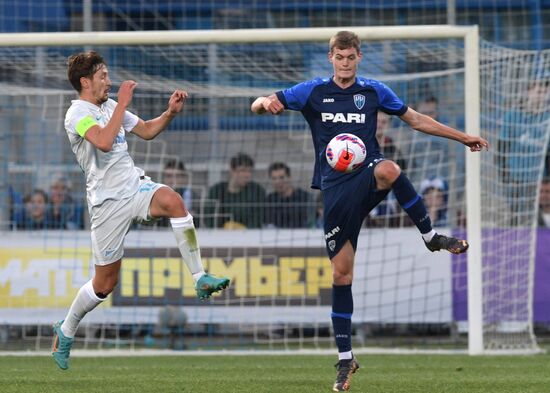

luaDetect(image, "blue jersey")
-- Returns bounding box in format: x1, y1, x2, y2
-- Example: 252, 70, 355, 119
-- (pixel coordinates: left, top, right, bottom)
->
276, 77, 408, 190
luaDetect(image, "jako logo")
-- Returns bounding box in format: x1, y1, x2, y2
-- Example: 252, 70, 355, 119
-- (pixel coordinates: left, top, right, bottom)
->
323, 98, 335, 103
321, 113, 366, 123
325, 226, 340, 239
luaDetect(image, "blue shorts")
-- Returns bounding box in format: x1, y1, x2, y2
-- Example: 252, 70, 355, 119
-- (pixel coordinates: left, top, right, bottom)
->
322, 158, 388, 259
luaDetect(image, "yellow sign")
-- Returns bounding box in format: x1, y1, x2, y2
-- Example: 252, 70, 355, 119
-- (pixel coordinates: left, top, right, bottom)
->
118, 256, 332, 301
0, 248, 332, 307
0, 248, 107, 307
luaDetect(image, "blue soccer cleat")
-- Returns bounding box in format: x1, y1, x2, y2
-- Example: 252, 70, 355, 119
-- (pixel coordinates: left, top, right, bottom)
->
52, 320, 74, 370
195, 274, 230, 300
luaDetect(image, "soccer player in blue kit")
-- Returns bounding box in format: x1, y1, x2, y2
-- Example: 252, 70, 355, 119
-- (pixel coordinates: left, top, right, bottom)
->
251, 31, 489, 392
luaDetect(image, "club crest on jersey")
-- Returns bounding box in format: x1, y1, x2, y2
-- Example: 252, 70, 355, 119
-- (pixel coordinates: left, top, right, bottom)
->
354, 94, 365, 110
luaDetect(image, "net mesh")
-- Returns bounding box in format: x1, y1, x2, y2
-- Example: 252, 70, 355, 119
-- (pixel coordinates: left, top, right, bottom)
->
476, 42, 549, 350
0, 35, 546, 353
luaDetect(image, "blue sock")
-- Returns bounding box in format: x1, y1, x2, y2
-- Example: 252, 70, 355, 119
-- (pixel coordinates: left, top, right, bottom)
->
331, 284, 353, 353
392, 173, 432, 234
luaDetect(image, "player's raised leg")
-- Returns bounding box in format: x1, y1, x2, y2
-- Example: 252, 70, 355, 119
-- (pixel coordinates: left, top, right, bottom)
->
330, 241, 360, 392
149, 187, 229, 299
375, 160, 468, 254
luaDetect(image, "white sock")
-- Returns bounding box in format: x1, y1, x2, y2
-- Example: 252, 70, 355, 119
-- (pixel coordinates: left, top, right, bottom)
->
422, 229, 436, 243
192, 272, 205, 282
338, 351, 353, 360
60, 279, 104, 338
170, 215, 205, 284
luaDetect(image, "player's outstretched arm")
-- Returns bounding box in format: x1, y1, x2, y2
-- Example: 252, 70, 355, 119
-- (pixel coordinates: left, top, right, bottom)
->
132, 90, 188, 140
399, 107, 489, 152
251, 94, 285, 115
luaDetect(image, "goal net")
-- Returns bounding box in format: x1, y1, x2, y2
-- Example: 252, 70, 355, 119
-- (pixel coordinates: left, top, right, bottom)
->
475, 42, 549, 352
0, 27, 545, 354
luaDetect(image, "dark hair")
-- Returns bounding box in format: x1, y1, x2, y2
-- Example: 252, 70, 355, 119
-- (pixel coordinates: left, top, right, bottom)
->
421, 96, 438, 104
268, 162, 291, 177
26, 189, 49, 204
230, 153, 254, 169
329, 31, 361, 54
67, 51, 106, 93
528, 79, 550, 90
164, 159, 186, 172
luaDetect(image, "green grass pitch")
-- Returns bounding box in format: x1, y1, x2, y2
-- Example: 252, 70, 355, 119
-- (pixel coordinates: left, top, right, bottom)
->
1, 353, 549, 392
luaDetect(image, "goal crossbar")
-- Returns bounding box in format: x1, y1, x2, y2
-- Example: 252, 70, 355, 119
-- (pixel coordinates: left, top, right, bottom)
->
0, 25, 476, 46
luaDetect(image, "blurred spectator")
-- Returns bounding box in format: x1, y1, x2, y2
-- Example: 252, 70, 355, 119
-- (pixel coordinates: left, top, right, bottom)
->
8, 185, 24, 229
415, 96, 439, 121
157, 159, 194, 227
497, 78, 550, 224
162, 159, 193, 211
409, 96, 452, 179
48, 176, 85, 229
20, 189, 51, 230
376, 111, 407, 172
498, 79, 550, 185
366, 195, 402, 228
265, 162, 312, 228
204, 153, 266, 228
420, 176, 448, 227
365, 112, 409, 228
538, 177, 550, 227
314, 191, 324, 229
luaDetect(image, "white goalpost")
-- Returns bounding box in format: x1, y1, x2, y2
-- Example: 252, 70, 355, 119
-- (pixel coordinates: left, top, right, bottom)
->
0, 25, 544, 355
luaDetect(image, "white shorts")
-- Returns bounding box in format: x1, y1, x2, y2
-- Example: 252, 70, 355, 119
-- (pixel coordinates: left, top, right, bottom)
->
90, 177, 167, 265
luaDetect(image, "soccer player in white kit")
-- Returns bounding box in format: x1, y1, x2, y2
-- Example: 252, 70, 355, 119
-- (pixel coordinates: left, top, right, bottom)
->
52, 51, 229, 370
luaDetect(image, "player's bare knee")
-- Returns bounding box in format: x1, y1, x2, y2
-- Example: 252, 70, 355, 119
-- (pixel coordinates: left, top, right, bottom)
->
381, 160, 401, 180
332, 261, 354, 284
153, 188, 186, 217
93, 278, 117, 296
375, 161, 401, 188
332, 269, 353, 285
93, 270, 119, 295
167, 192, 187, 217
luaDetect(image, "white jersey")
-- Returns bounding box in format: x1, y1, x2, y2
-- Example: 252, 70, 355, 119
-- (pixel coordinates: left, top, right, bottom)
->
64, 98, 143, 208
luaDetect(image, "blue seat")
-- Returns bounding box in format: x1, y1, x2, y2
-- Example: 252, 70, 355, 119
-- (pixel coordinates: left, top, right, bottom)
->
0, 0, 69, 32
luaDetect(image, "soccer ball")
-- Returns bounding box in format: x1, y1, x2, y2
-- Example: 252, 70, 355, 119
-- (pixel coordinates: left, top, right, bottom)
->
325, 133, 367, 173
